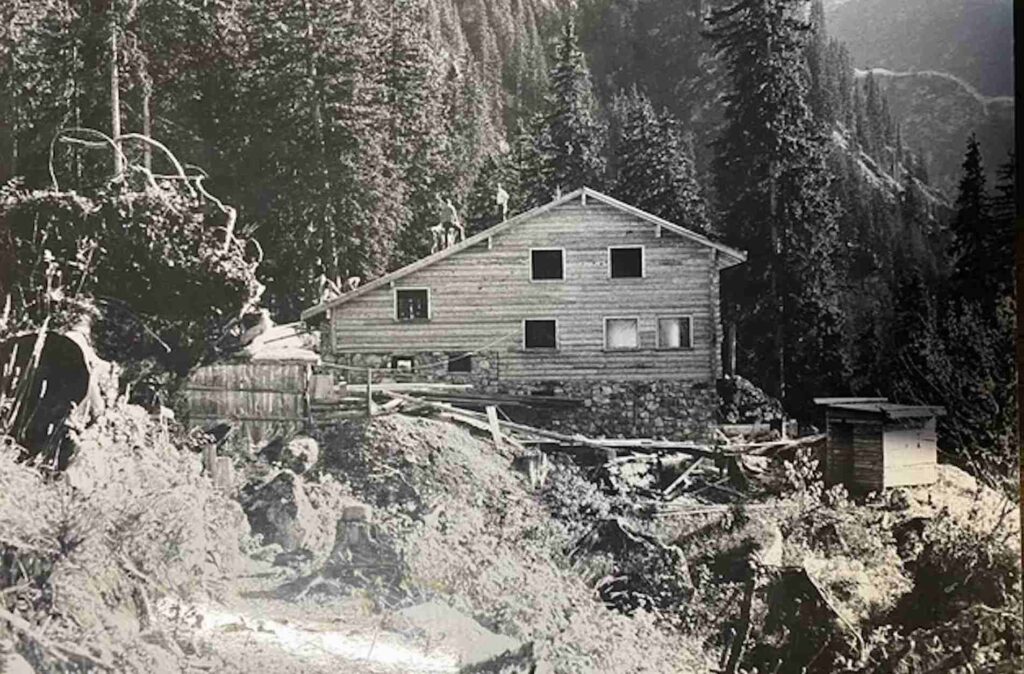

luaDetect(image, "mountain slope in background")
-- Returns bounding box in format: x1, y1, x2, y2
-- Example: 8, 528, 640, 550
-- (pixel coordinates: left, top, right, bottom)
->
823, 0, 1013, 97
864, 68, 1014, 192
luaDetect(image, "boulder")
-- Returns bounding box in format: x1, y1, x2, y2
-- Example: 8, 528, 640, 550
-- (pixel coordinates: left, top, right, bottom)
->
240, 471, 332, 559
396, 601, 522, 669
0, 649, 35, 674
283, 436, 320, 473
751, 522, 785, 568
460, 642, 540, 674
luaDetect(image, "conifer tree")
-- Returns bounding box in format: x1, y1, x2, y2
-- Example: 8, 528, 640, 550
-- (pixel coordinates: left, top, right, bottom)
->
611, 87, 709, 233
533, 19, 605, 202
243, 0, 408, 316
805, 0, 832, 125
507, 115, 545, 213
706, 0, 847, 411
948, 134, 995, 308
885, 246, 941, 404
987, 153, 1016, 301
464, 152, 514, 234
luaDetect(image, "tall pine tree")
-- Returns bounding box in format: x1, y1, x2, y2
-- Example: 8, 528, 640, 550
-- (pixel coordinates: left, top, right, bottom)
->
947, 134, 1000, 311
707, 0, 847, 412
532, 18, 605, 203
610, 87, 709, 233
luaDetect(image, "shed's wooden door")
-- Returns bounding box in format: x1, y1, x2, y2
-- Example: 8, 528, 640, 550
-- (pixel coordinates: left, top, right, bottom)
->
828, 421, 854, 486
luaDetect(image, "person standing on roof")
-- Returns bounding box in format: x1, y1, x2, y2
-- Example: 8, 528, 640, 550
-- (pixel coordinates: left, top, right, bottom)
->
495, 183, 509, 221
439, 196, 464, 248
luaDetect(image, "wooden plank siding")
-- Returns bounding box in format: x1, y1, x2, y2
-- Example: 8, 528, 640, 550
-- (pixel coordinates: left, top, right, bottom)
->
182, 362, 312, 446
851, 422, 884, 491
824, 408, 885, 492
882, 420, 939, 488
327, 201, 723, 382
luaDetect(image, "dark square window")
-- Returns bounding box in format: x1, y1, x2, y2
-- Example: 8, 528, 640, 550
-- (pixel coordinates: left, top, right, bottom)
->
448, 353, 472, 373
610, 247, 643, 278
395, 289, 429, 320
524, 320, 557, 349
531, 249, 564, 280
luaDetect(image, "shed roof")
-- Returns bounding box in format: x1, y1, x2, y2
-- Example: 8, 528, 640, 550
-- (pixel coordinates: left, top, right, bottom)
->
819, 401, 946, 420
301, 187, 747, 320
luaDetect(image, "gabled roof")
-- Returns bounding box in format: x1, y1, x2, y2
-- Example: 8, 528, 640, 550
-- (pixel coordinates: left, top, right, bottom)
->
301, 186, 747, 320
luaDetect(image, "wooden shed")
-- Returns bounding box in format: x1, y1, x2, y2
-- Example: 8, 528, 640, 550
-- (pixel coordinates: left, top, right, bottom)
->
814, 398, 945, 492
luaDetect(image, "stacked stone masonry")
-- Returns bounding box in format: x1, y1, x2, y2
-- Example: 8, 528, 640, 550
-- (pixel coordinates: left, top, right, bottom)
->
327, 351, 718, 441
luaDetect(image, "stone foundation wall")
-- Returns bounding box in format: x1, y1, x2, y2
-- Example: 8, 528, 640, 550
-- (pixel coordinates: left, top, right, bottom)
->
326, 351, 718, 441
497, 379, 718, 441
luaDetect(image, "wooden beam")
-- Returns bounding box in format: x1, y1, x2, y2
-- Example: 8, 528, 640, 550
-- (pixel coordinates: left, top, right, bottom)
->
663, 458, 705, 498
438, 410, 495, 434
324, 379, 473, 393
486, 405, 503, 449
386, 391, 610, 452
365, 368, 373, 418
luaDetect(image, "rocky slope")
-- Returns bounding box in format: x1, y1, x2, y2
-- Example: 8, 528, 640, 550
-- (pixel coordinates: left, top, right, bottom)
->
863, 67, 1014, 192
824, 0, 1013, 97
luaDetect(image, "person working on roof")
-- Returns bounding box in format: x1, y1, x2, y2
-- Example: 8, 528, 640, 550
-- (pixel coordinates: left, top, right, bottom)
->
433, 194, 463, 250
495, 183, 509, 221
444, 198, 464, 247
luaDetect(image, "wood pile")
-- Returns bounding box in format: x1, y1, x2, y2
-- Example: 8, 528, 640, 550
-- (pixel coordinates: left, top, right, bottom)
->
327, 388, 828, 512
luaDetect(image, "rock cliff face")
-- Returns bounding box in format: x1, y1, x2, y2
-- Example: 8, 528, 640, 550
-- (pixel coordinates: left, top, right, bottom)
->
824, 0, 1013, 97
861, 67, 1014, 193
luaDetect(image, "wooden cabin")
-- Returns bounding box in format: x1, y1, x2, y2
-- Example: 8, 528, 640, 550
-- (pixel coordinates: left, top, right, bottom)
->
301, 187, 746, 387
815, 398, 945, 492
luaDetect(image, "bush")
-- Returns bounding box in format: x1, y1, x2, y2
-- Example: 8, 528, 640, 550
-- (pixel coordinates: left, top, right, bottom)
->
0, 402, 251, 672
893, 506, 1021, 629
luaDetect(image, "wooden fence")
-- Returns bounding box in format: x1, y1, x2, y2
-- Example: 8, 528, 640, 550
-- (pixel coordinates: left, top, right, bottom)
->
182, 361, 337, 447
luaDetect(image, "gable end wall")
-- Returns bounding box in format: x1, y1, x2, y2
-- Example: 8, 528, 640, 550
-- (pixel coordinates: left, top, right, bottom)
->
326, 201, 724, 383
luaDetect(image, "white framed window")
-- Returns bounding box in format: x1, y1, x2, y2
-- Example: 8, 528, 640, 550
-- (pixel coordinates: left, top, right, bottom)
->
394, 287, 430, 321
605, 317, 640, 350
523, 319, 558, 349
530, 248, 565, 281
608, 246, 644, 278
390, 356, 414, 371
657, 316, 693, 349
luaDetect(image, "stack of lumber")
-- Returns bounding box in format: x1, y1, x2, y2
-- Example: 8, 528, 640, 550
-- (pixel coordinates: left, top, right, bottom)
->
373, 390, 825, 511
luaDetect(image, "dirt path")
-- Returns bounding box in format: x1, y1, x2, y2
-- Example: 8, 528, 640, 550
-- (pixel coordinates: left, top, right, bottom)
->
166, 565, 460, 674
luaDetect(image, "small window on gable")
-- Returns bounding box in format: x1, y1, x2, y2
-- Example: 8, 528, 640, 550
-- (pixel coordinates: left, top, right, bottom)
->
395, 288, 429, 321
605, 318, 639, 350
390, 356, 414, 372
658, 317, 693, 349
524, 320, 557, 349
609, 247, 643, 278
448, 353, 472, 373
531, 249, 564, 280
